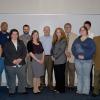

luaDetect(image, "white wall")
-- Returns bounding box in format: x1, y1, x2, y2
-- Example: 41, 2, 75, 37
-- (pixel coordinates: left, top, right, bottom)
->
0, 14, 100, 86
0, 0, 100, 14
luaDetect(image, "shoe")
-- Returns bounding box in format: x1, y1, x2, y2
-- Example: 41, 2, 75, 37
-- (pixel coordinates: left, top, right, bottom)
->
53, 86, 59, 93
68, 87, 74, 92
59, 91, 65, 93
9, 93, 15, 96
33, 91, 41, 94
75, 92, 81, 95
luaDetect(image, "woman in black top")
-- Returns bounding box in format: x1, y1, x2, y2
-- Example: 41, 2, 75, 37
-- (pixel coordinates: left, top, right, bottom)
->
27, 30, 44, 94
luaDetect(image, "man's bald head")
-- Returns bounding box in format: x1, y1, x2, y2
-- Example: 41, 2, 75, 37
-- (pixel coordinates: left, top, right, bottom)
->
0, 22, 8, 32
43, 26, 50, 36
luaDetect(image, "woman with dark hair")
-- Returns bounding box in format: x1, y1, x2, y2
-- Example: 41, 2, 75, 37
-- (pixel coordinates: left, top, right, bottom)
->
72, 26, 96, 95
27, 30, 44, 94
51, 28, 67, 93
4, 29, 27, 95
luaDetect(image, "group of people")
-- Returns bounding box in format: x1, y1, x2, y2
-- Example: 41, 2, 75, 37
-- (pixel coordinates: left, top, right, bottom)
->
0, 21, 100, 97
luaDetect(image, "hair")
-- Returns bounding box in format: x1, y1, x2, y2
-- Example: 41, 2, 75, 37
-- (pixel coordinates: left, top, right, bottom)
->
9, 29, 20, 40
23, 24, 30, 29
84, 21, 91, 27
1, 22, 8, 27
52, 27, 67, 44
64, 23, 72, 28
31, 30, 40, 42
79, 26, 88, 35
43, 26, 50, 30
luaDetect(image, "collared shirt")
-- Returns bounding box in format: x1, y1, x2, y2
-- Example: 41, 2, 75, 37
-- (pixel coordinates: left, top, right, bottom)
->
88, 30, 95, 39
40, 35, 52, 55
20, 34, 31, 47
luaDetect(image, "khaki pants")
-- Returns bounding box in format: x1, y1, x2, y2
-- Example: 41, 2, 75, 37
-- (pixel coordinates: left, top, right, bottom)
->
65, 62, 75, 87
41, 55, 53, 87
93, 68, 100, 95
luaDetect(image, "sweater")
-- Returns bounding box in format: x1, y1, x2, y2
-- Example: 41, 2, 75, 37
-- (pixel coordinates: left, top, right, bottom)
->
51, 39, 67, 65
72, 36, 96, 60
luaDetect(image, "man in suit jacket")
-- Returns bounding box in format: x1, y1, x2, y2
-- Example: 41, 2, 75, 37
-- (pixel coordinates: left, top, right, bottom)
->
64, 23, 77, 91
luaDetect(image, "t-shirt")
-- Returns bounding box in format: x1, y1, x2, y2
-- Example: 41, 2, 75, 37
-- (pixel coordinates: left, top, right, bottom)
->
0, 31, 9, 47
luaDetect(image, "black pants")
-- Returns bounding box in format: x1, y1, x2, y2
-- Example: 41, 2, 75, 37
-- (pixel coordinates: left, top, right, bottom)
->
54, 63, 66, 93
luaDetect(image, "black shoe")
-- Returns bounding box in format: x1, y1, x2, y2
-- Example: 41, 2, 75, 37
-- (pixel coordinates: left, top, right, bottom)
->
54, 90, 60, 94
90, 86, 94, 91
33, 91, 41, 94
75, 93, 81, 96
9, 93, 15, 96
69, 87, 75, 92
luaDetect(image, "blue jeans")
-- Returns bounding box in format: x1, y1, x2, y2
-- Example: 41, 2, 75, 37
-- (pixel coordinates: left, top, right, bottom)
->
0, 57, 4, 85
0, 57, 4, 75
75, 59, 92, 94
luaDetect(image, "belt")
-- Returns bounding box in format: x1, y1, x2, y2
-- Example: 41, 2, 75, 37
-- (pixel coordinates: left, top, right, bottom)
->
45, 55, 51, 56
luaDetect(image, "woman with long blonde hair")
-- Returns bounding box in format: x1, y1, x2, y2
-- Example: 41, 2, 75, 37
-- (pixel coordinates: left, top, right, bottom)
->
51, 28, 67, 93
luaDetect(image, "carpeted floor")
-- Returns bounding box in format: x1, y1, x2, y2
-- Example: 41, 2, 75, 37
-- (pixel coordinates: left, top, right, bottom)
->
0, 87, 100, 100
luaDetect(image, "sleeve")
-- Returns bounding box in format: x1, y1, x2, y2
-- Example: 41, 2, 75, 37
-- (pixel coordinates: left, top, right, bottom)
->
71, 39, 78, 59
84, 40, 96, 59
53, 39, 67, 59
51, 44, 54, 56
4, 42, 14, 63
27, 41, 33, 53
40, 42, 44, 52
0, 45, 2, 57
93, 37, 96, 61
20, 41, 27, 60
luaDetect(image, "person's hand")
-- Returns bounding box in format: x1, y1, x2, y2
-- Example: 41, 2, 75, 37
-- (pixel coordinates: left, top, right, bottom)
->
66, 52, 71, 58
16, 58, 22, 64
39, 59, 44, 64
27, 54, 30, 58
51, 56, 55, 61
13, 59, 18, 64
78, 55, 84, 60
37, 60, 42, 64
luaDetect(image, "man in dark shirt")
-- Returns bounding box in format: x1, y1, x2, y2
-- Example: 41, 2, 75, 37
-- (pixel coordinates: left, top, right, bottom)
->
0, 22, 9, 46
0, 22, 9, 86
